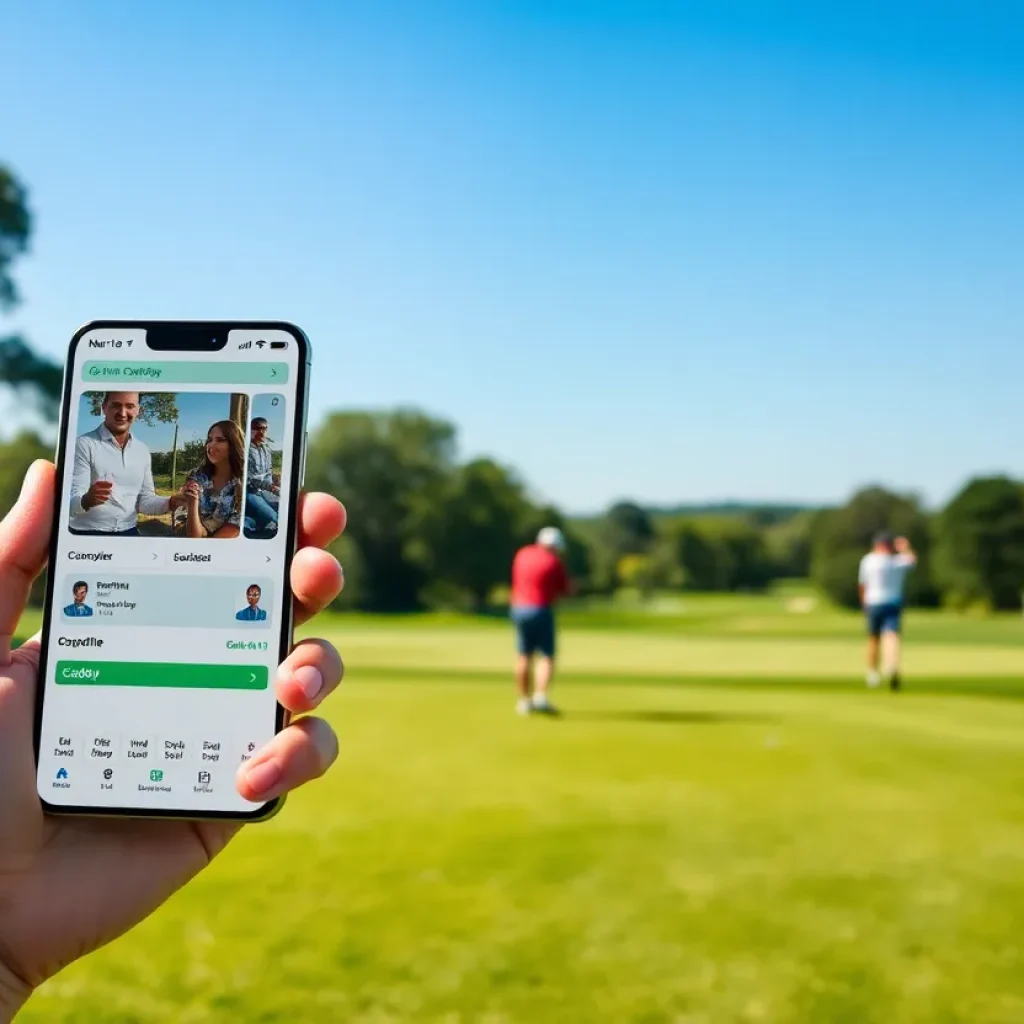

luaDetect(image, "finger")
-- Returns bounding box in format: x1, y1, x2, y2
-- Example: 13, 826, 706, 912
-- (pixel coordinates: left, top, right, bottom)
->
1, 634, 42, 726
0, 462, 55, 666
236, 716, 338, 803
291, 546, 343, 627
297, 492, 346, 551
275, 638, 344, 713
11, 633, 41, 672
0, 633, 44, 834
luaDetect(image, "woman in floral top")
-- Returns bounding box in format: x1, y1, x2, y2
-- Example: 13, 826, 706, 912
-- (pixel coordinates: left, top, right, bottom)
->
176, 419, 245, 539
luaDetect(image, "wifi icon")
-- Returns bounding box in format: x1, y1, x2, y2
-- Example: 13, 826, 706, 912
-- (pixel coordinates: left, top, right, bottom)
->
255, 340, 267, 350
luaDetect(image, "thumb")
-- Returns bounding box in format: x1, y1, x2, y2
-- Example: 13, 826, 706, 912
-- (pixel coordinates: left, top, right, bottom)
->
0, 461, 56, 666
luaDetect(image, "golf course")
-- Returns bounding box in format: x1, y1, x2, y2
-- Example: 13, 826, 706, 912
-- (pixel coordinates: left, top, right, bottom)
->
17, 588, 1024, 1023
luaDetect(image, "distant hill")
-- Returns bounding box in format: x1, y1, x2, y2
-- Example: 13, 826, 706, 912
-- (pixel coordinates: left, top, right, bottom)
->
647, 502, 821, 524
571, 502, 823, 527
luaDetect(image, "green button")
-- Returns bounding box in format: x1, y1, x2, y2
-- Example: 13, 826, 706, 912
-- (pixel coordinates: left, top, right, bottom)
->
56, 661, 268, 690
81, 361, 288, 385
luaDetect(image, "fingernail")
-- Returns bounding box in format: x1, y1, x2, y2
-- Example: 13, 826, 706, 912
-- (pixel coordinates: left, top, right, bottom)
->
245, 759, 283, 795
293, 665, 323, 701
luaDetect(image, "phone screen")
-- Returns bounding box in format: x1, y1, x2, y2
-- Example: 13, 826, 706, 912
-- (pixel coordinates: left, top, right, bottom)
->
34, 322, 308, 819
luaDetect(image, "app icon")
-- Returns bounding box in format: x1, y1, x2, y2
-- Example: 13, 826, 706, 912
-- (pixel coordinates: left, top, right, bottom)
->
246, 742, 256, 753
198, 771, 211, 784
55, 767, 69, 780
149, 769, 164, 783
103, 768, 113, 780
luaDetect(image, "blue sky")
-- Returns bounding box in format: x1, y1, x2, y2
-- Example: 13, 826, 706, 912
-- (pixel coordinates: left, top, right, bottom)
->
3, 1, 1023, 511
77, 391, 242, 453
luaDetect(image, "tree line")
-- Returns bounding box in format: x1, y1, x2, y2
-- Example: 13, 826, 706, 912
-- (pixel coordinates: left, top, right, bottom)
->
2, 409, 1023, 614
599, 480, 1024, 612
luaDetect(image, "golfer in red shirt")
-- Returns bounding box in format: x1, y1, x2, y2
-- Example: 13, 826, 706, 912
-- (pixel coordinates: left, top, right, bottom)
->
510, 526, 572, 715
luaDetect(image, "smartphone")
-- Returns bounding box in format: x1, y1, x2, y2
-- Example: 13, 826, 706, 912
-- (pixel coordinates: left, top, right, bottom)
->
33, 321, 310, 821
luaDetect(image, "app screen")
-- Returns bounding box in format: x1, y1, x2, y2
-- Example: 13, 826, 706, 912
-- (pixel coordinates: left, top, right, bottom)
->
36, 326, 304, 815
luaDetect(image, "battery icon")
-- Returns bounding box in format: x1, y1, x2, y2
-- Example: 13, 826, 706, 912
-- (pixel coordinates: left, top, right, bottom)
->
270, 341, 288, 349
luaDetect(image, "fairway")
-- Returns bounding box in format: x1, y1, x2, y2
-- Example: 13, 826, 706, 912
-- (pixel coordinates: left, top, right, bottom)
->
20, 599, 1024, 1023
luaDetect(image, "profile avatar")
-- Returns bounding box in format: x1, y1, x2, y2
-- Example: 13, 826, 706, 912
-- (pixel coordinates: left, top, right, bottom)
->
63, 581, 93, 618
236, 584, 267, 621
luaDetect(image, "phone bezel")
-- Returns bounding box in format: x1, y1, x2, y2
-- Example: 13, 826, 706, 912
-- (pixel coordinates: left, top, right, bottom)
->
32, 319, 311, 822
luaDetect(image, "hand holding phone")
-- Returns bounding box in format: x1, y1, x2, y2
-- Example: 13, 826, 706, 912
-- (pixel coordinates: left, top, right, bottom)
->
1, 457, 347, 1015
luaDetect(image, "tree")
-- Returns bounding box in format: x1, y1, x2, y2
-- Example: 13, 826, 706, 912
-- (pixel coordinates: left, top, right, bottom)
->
595, 500, 655, 587
662, 522, 716, 590
811, 486, 937, 609
601, 501, 655, 558
409, 458, 535, 609
763, 510, 815, 579
934, 476, 1024, 611
616, 543, 688, 598
0, 165, 63, 419
304, 409, 457, 611
616, 553, 659, 599
0, 337, 63, 421
0, 166, 30, 310
661, 518, 773, 592
152, 438, 205, 481
229, 394, 247, 433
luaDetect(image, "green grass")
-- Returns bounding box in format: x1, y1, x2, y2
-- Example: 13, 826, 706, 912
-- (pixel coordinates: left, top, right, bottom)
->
20, 594, 1024, 1023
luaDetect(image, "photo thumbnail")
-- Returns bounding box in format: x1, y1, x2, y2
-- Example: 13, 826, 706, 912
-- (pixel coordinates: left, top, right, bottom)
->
68, 390, 250, 539
243, 394, 286, 540
62, 580, 93, 618
235, 583, 268, 621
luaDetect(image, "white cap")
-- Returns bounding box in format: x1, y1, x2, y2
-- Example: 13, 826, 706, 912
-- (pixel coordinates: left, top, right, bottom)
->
537, 526, 567, 552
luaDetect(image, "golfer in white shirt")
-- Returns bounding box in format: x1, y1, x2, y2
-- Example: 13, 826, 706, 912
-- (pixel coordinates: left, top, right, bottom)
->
858, 532, 917, 691
69, 392, 183, 535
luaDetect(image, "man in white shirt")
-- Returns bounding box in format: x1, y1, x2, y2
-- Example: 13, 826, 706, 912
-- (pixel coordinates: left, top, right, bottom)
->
858, 532, 917, 691
69, 392, 183, 536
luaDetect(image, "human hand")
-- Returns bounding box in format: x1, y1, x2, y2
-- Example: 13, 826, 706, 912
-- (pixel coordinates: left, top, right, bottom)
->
893, 536, 911, 553
81, 479, 113, 511
0, 461, 347, 1018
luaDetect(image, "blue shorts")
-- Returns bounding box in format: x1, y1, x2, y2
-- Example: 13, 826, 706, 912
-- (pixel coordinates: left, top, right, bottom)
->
866, 603, 902, 637
511, 605, 556, 657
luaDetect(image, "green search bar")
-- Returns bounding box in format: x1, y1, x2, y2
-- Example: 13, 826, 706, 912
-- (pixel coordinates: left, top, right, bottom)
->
56, 661, 269, 690
81, 361, 288, 385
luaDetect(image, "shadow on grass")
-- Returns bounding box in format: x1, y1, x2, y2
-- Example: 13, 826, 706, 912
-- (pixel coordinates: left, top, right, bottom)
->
562, 709, 778, 725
